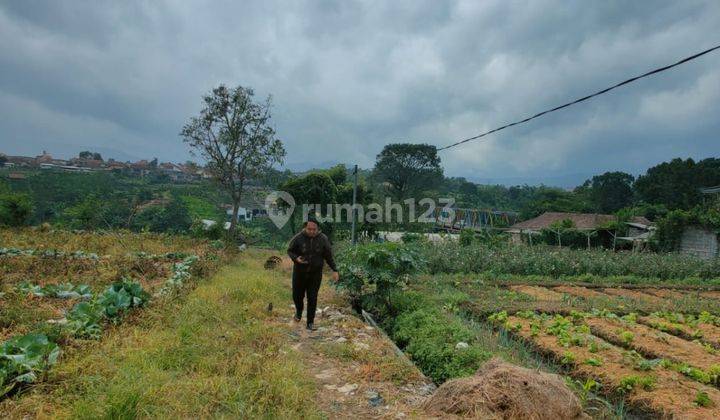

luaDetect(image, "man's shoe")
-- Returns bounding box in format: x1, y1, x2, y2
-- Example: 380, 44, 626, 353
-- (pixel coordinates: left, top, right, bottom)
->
306, 322, 316, 331
293, 316, 301, 322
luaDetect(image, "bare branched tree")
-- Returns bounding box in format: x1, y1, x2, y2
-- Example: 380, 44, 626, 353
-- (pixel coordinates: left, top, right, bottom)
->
181, 85, 285, 237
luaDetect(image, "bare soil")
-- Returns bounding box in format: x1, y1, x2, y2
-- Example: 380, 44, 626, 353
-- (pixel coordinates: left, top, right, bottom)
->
552, 285, 608, 299
586, 317, 720, 369
600, 288, 666, 305
508, 315, 720, 418
509, 285, 565, 301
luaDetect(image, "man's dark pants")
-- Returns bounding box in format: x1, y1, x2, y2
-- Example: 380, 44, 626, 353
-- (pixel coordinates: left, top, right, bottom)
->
292, 268, 323, 324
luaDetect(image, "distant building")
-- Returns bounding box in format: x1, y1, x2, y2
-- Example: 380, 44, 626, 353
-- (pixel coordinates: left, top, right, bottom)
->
507, 212, 653, 247
224, 197, 268, 223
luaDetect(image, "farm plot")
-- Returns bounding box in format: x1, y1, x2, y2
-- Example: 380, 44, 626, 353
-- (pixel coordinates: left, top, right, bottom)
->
460, 282, 720, 317
0, 229, 222, 399
489, 311, 720, 418
640, 312, 720, 349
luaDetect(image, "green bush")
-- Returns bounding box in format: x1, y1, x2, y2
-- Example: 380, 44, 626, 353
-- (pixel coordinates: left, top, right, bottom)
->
337, 242, 423, 299
459, 229, 475, 246
392, 308, 489, 382
0, 192, 33, 226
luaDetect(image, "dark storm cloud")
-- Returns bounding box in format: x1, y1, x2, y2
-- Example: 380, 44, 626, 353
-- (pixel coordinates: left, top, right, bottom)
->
0, 0, 718, 185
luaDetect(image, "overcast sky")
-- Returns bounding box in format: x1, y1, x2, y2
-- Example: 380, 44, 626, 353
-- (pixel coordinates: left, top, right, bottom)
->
1, 1, 719, 186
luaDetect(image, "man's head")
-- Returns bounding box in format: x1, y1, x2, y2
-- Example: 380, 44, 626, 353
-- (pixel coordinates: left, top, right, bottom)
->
303, 219, 319, 237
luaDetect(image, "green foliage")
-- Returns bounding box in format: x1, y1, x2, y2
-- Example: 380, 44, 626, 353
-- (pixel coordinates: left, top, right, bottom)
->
373, 143, 443, 199
179, 195, 223, 220
336, 242, 423, 299
582, 171, 635, 213
635, 157, 720, 210
0, 333, 60, 397
392, 308, 489, 383
584, 357, 603, 367
67, 279, 151, 338
618, 374, 656, 393
635, 358, 662, 371
0, 192, 33, 226
131, 198, 192, 234
459, 228, 475, 246
325, 164, 348, 185
619, 330, 634, 345
16, 282, 92, 299
654, 206, 720, 252
420, 241, 720, 280
695, 391, 713, 408
560, 350, 576, 365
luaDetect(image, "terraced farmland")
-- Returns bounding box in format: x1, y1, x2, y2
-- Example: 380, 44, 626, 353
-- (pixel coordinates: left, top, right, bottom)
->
473, 283, 720, 417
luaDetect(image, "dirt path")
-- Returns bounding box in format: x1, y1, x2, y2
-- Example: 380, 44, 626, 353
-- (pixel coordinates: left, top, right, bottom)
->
274, 257, 435, 418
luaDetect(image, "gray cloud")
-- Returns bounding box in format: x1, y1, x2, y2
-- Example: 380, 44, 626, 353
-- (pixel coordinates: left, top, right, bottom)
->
0, 0, 718, 185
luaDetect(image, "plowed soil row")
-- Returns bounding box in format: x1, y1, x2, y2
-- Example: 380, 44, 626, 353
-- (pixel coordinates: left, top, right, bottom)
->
600, 288, 666, 304
639, 315, 720, 349
508, 285, 565, 301
586, 317, 720, 370
552, 285, 607, 299
507, 315, 720, 418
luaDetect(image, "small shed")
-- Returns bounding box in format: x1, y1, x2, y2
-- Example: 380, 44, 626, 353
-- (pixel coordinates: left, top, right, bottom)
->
679, 226, 719, 260
507, 212, 652, 248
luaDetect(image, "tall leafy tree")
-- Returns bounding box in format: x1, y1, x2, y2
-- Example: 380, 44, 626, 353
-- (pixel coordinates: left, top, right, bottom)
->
581, 171, 635, 213
635, 158, 720, 210
373, 143, 443, 200
181, 85, 286, 236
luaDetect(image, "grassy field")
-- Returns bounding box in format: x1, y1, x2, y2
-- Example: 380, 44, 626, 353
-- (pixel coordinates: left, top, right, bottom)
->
1, 251, 321, 418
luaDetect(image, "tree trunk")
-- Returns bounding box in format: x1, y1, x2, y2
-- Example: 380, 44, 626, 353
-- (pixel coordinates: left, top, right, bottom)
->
229, 196, 241, 239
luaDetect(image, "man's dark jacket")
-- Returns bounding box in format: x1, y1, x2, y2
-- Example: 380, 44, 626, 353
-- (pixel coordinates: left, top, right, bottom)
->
287, 231, 338, 273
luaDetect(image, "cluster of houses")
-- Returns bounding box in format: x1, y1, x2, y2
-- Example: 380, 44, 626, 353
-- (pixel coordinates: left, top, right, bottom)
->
438, 207, 720, 259
0, 151, 209, 182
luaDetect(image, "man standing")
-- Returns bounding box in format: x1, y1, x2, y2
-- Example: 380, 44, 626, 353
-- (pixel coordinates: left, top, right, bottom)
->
287, 218, 339, 331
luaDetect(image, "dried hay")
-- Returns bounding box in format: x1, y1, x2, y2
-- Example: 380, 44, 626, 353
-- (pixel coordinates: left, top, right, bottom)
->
264, 255, 282, 269
422, 358, 588, 419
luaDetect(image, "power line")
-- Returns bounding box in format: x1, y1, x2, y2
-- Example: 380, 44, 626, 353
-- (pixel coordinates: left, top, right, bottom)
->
437, 44, 720, 152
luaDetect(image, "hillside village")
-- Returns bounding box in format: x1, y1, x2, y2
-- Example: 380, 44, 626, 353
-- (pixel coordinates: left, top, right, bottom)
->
0, 150, 208, 182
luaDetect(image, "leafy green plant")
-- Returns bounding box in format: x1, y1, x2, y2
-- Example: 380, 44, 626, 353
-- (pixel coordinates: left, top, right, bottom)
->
618, 375, 656, 393
66, 279, 150, 338
459, 229, 475, 246
584, 357, 603, 367
561, 351, 576, 365
16, 282, 92, 299
695, 391, 713, 407
0, 333, 60, 397
337, 242, 423, 300
392, 308, 489, 382
635, 358, 662, 371
488, 311, 508, 325
619, 330, 634, 345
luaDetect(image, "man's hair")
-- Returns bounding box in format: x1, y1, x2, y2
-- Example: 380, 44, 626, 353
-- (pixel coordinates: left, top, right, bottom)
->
303, 217, 319, 228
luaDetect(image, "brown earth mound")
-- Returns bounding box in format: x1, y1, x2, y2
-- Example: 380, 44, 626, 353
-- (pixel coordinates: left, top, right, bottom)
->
422, 358, 588, 419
